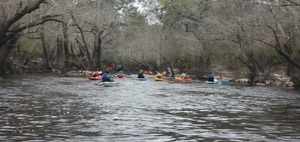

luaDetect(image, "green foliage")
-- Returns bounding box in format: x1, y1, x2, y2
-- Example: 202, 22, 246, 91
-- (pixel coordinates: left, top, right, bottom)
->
158, 0, 187, 25
173, 55, 193, 72
115, 0, 146, 25
157, 0, 204, 25
18, 37, 43, 57
115, 0, 135, 10
211, 54, 230, 65
269, 50, 286, 64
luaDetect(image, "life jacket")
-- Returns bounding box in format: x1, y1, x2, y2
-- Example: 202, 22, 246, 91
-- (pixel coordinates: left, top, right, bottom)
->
207, 75, 214, 81
138, 73, 144, 78
102, 73, 108, 79
156, 74, 162, 78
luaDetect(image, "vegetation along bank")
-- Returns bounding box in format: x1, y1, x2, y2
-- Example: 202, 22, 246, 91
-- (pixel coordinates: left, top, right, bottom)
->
0, 0, 299, 90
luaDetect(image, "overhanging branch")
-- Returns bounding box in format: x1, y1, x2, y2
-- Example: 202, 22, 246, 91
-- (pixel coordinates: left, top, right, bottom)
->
3, 15, 63, 47
4, 0, 46, 30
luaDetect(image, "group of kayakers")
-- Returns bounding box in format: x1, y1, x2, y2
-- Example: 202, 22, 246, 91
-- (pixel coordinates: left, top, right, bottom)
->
91, 66, 224, 83
90, 67, 154, 81
91, 69, 113, 82
91, 67, 124, 82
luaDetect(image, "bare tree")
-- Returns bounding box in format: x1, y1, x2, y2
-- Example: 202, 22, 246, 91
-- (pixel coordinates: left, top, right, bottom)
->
253, 0, 300, 89
0, 0, 60, 73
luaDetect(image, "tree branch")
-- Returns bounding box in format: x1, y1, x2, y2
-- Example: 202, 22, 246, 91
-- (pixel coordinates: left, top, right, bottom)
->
2, 15, 62, 47
256, 29, 300, 70
4, 0, 46, 31
286, 0, 300, 6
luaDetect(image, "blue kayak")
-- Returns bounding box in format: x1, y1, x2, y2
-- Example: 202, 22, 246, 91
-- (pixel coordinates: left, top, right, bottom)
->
219, 79, 228, 84
137, 78, 146, 81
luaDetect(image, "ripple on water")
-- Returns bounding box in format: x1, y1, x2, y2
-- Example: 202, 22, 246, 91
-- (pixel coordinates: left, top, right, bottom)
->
0, 75, 300, 141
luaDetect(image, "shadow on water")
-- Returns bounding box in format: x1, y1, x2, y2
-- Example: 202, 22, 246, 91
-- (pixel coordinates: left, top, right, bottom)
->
0, 74, 300, 141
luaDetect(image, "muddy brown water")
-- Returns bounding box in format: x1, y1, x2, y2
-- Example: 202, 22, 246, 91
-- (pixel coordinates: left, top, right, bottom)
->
0, 74, 299, 141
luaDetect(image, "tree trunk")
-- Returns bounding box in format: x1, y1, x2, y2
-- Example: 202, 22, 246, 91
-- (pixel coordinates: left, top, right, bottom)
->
235, 55, 258, 86
0, 46, 11, 74
56, 36, 65, 71
71, 14, 93, 69
168, 64, 175, 77
70, 42, 75, 56
284, 43, 292, 76
0, 0, 47, 48
291, 68, 300, 90
248, 66, 257, 85
40, 27, 51, 71
79, 32, 92, 69
290, 55, 300, 90
195, 51, 210, 78
62, 22, 70, 68
0, 37, 18, 74
75, 38, 89, 70
93, 33, 102, 69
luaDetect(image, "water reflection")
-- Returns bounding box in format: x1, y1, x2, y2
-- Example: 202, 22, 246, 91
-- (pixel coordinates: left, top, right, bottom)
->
0, 74, 299, 141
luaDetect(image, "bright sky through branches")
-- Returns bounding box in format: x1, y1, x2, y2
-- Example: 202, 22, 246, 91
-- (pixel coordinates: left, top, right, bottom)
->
133, 0, 161, 24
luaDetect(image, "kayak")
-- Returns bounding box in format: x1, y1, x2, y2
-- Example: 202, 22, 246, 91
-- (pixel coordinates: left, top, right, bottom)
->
217, 79, 228, 84
116, 74, 125, 78
94, 81, 119, 87
143, 71, 153, 75
155, 77, 163, 81
205, 81, 217, 84
206, 79, 228, 84
89, 76, 102, 80
137, 78, 146, 81
175, 76, 192, 82
116, 76, 125, 80
205, 79, 218, 84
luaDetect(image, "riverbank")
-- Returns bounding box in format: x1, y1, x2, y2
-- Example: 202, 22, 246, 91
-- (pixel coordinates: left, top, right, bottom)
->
1, 58, 296, 90
203, 65, 295, 90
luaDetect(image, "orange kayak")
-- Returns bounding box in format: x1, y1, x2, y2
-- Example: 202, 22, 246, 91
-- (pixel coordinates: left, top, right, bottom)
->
175, 76, 192, 81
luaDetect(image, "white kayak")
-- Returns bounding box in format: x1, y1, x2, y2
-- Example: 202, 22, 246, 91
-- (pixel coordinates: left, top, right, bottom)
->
205, 81, 217, 84
206, 79, 228, 84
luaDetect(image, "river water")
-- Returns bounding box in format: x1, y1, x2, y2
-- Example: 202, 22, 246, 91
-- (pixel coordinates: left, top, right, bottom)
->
0, 74, 299, 141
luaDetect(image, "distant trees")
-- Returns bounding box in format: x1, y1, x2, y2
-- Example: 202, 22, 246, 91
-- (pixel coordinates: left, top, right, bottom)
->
136, 0, 300, 88
1, 0, 300, 89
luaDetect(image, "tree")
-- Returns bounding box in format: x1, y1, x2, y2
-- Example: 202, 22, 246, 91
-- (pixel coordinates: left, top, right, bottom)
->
253, 0, 300, 89
0, 0, 59, 74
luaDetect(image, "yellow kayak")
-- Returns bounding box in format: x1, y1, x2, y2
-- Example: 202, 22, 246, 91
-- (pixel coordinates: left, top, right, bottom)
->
155, 77, 163, 81
155, 73, 163, 81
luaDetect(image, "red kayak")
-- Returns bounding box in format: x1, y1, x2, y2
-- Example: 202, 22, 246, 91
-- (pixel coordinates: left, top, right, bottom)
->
89, 76, 102, 80
116, 77, 125, 80
116, 74, 125, 80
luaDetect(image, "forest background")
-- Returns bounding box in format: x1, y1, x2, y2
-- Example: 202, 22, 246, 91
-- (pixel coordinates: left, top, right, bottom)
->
0, 0, 299, 90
